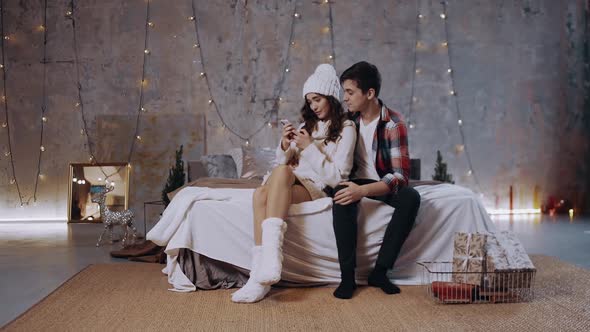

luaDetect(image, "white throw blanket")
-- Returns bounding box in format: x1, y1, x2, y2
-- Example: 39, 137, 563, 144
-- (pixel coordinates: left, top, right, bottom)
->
147, 184, 497, 292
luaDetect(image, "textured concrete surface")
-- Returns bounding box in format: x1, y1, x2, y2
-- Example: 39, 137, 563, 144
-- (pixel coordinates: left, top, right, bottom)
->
0, 0, 588, 220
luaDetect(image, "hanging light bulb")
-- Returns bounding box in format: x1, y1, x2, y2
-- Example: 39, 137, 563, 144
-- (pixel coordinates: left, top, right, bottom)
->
467, 170, 473, 176
415, 68, 421, 74
199, 72, 205, 77
450, 90, 456, 96
42, 116, 47, 122
409, 122, 415, 129
440, 13, 446, 19
193, 43, 200, 48
294, 13, 300, 18
0, 64, 4, 69
208, 99, 213, 104
2, 122, 7, 128
245, 140, 250, 146
447, 68, 452, 73
144, 49, 150, 54
136, 135, 142, 141
418, 14, 424, 19
458, 119, 463, 125
285, 68, 290, 73
73, 177, 78, 182
441, 41, 448, 47
188, 16, 195, 21
75, 102, 80, 107
40, 146, 45, 152
65, 10, 72, 16
4, 151, 10, 156
148, 22, 154, 27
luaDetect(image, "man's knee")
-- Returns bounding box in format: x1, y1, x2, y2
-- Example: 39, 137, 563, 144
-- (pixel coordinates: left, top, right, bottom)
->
399, 186, 421, 208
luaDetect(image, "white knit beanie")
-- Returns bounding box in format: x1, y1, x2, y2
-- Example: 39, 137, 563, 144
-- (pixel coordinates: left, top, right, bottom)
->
302, 64, 340, 100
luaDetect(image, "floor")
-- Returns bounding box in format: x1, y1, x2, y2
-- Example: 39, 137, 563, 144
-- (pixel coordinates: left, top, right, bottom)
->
1, 214, 589, 327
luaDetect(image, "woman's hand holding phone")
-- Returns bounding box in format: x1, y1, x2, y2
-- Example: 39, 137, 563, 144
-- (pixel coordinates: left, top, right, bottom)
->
280, 119, 295, 150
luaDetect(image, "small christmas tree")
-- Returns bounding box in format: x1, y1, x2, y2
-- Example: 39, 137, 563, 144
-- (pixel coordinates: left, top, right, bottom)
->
162, 145, 186, 207
432, 150, 455, 184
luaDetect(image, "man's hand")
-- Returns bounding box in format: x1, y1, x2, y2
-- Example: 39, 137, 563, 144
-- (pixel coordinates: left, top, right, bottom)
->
333, 181, 367, 205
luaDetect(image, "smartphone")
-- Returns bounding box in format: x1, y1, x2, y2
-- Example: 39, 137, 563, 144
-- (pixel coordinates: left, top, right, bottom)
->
280, 119, 291, 127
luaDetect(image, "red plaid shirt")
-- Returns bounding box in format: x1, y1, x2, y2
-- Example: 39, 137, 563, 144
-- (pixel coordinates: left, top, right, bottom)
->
350, 101, 410, 193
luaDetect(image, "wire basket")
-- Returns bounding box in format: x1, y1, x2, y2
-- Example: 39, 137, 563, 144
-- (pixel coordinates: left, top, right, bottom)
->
417, 261, 536, 304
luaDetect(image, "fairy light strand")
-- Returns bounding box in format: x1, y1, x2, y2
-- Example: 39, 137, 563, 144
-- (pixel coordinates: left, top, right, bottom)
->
126, 0, 151, 162
406, 1, 421, 127
0, 0, 24, 206
327, 0, 336, 66
32, 0, 49, 203
441, 1, 482, 191
69, 0, 148, 179
189, 0, 298, 143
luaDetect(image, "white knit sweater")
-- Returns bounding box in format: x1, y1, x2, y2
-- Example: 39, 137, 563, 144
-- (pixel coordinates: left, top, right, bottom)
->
274, 119, 356, 200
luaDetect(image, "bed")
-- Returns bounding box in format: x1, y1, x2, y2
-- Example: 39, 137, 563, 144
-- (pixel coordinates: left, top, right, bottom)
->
146, 181, 497, 292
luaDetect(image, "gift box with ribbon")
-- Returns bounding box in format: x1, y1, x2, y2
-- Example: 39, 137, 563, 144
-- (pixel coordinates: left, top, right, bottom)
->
452, 232, 488, 286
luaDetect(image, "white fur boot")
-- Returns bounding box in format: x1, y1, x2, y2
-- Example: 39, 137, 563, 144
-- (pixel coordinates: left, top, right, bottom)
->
231, 246, 270, 303
254, 217, 287, 285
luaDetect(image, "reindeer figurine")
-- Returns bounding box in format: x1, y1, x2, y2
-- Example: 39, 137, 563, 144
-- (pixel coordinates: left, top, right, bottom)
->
92, 184, 137, 247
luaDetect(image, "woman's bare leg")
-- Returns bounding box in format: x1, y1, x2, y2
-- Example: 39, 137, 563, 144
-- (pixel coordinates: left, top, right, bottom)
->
252, 186, 268, 245
265, 165, 298, 218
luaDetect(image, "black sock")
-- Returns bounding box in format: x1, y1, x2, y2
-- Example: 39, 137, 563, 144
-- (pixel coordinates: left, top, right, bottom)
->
333, 272, 357, 299
368, 265, 400, 295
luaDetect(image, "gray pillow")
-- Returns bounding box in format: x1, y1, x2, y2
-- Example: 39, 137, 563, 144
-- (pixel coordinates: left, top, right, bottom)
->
241, 147, 277, 180
200, 155, 238, 179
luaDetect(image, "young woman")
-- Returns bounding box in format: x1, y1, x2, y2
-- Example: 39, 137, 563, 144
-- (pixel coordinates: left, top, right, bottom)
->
232, 64, 357, 303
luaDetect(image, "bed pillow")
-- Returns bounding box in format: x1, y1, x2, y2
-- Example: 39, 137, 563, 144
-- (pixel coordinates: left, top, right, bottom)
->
228, 147, 243, 177
200, 154, 238, 179
240, 147, 277, 180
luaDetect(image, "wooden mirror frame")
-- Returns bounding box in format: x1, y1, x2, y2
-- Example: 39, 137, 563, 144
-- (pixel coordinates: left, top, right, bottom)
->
67, 162, 130, 223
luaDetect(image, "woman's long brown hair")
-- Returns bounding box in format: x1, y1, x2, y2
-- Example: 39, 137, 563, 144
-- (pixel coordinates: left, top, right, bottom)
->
299, 95, 346, 144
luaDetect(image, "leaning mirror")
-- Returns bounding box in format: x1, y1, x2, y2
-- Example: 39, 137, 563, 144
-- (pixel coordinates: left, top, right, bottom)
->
68, 163, 130, 223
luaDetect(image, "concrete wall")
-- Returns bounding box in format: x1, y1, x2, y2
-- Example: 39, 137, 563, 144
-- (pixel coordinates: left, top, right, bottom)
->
1, 0, 588, 225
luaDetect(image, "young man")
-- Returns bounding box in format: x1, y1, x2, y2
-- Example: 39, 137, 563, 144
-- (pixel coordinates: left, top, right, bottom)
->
331, 61, 421, 299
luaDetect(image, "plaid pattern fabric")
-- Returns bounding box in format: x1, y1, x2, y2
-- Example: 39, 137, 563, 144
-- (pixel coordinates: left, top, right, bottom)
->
351, 101, 410, 193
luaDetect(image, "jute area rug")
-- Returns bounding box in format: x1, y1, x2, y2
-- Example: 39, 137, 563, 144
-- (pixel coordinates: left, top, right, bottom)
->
3, 255, 589, 332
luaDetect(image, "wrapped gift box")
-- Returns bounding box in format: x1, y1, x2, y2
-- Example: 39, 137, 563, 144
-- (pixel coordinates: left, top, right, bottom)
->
483, 230, 536, 289
452, 232, 488, 286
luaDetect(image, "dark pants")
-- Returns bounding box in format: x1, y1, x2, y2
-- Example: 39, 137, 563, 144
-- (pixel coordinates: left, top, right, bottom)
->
332, 179, 421, 276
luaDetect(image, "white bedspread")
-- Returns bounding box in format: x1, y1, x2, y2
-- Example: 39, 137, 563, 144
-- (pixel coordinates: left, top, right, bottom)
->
147, 184, 497, 292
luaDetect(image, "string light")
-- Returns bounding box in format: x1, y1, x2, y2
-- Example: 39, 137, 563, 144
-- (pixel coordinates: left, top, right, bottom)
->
406, 0, 420, 129
441, 1, 481, 191
189, 0, 302, 144
69, 0, 149, 181
0, 0, 28, 205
